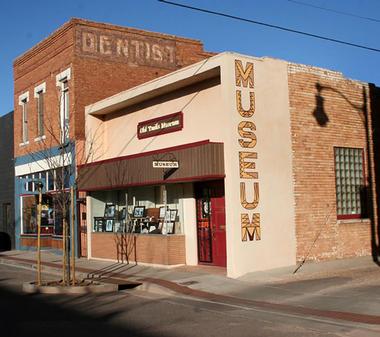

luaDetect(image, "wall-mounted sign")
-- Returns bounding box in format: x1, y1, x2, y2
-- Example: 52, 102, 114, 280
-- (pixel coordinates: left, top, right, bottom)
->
137, 112, 183, 139
153, 161, 179, 168
77, 28, 177, 69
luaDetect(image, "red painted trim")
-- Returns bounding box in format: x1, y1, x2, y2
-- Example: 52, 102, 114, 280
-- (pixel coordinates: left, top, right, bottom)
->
78, 175, 226, 192
137, 112, 183, 139
337, 214, 361, 220
78, 139, 212, 169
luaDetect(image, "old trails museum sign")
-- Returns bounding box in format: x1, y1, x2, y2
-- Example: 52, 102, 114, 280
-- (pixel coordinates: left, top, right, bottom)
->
235, 59, 261, 242
137, 112, 183, 139
77, 27, 176, 69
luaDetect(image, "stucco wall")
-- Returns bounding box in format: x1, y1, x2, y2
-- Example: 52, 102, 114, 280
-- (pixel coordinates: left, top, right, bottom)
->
84, 53, 298, 277
87, 77, 226, 160
221, 54, 296, 278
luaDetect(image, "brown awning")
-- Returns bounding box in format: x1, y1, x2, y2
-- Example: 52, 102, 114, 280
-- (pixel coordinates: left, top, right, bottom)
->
77, 140, 225, 191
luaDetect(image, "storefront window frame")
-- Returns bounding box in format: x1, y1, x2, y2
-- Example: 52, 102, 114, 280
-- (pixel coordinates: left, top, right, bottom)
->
19, 166, 72, 236
90, 184, 184, 236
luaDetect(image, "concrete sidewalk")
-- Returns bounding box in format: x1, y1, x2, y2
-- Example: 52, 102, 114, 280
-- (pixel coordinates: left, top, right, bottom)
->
1, 250, 380, 325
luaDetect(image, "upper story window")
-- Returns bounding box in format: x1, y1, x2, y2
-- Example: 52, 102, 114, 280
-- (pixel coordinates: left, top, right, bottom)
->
18, 92, 29, 145
334, 147, 367, 219
56, 68, 71, 144
34, 82, 46, 139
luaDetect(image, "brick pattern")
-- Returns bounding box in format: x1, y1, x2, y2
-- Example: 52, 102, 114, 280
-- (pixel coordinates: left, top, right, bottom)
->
91, 233, 186, 265
20, 236, 63, 249
14, 18, 212, 158
288, 64, 374, 262
14, 23, 74, 157
13, 18, 211, 254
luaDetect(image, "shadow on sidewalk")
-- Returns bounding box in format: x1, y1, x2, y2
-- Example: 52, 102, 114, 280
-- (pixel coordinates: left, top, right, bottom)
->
0, 284, 154, 337
85, 261, 137, 280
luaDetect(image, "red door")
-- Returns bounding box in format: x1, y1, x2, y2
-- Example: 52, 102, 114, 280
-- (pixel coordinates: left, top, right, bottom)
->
195, 181, 226, 267
78, 192, 87, 257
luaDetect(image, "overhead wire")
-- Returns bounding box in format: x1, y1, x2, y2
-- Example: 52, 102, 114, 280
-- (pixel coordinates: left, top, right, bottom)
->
158, 0, 380, 53
287, 0, 380, 24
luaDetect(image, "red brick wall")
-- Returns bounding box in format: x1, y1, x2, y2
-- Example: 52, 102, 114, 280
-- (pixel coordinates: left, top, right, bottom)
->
288, 63, 374, 262
14, 18, 212, 159
72, 20, 211, 142
14, 21, 75, 158
91, 233, 186, 265
20, 235, 63, 249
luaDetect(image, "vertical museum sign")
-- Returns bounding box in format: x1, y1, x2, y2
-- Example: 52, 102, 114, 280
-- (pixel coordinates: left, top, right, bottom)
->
234, 59, 261, 241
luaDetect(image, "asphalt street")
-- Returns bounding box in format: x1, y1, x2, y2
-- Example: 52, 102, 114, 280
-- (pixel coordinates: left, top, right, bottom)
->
1, 264, 380, 337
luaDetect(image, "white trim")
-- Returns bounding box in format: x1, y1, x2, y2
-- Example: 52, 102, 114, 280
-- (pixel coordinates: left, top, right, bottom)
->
15, 152, 73, 176
34, 135, 46, 142
56, 68, 71, 86
19, 141, 30, 147
18, 92, 29, 105
56, 68, 71, 144
34, 82, 46, 97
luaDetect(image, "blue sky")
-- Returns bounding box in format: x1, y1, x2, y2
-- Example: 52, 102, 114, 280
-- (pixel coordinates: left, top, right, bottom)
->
1, 0, 379, 116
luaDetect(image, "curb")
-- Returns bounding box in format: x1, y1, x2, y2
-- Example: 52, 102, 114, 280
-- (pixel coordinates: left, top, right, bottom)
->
22, 281, 118, 294
3, 254, 380, 326
0, 256, 171, 295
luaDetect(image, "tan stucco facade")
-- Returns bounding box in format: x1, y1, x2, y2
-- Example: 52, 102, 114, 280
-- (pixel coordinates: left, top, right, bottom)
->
84, 52, 297, 278
220, 55, 296, 278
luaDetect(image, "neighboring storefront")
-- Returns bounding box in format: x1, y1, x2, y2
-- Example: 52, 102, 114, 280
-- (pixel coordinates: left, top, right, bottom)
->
14, 146, 75, 252
12, 18, 211, 255
0, 111, 15, 250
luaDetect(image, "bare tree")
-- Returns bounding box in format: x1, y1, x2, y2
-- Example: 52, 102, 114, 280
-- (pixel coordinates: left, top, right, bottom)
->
24, 88, 103, 286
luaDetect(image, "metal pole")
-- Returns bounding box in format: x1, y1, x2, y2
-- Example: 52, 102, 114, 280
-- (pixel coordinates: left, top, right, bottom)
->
70, 186, 76, 286
62, 204, 67, 285
36, 184, 42, 286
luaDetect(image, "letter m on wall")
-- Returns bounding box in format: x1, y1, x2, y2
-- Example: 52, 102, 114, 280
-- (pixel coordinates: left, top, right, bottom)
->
241, 213, 261, 241
235, 60, 254, 88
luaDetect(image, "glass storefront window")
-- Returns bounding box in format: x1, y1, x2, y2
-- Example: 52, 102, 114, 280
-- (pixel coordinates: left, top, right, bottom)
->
48, 170, 55, 191
21, 192, 70, 235
90, 184, 184, 235
22, 196, 37, 234
20, 167, 72, 235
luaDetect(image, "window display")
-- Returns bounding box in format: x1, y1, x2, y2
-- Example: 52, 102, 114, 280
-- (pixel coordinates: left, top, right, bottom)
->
105, 219, 114, 232
90, 184, 184, 235
21, 192, 69, 235
104, 203, 116, 218
93, 217, 104, 232
132, 206, 145, 218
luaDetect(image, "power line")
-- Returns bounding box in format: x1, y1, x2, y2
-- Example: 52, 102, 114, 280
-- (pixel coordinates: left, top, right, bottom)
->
158, 0, 380, 53
287, 0, 380, 24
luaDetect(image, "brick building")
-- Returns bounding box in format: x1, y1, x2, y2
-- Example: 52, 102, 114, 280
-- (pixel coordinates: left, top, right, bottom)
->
288, 64, 379, 262
13, 18, 211, 253
78, 52, 380, 278
0, 111, 14, 250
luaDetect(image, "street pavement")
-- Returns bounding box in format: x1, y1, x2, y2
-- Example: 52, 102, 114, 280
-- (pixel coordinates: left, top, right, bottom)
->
1, 263, 380, 337
1, 250, 380, 331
